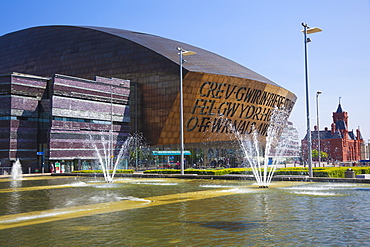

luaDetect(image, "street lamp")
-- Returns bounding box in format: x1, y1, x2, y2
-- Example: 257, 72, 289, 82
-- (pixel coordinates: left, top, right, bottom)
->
177, 47, 196, 175
134, 82, 138, 171
316, 91, 322, 167
302, 23, 322, 177
110, 86, 114, 172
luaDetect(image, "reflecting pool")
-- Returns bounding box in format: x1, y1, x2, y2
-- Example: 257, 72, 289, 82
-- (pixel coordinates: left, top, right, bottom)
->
1, 177, 370, 246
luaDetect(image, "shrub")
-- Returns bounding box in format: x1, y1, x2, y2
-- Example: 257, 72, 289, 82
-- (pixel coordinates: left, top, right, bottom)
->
142, 166, 370, 178
228, 168, 253, 175
274, 169, 308, 176
274, 167, 370, 178
143, 168, 232, 175
72, 169, 134, 174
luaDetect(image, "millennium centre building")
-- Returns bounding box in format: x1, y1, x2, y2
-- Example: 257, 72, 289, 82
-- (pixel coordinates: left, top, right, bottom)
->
0, 26, 296, 171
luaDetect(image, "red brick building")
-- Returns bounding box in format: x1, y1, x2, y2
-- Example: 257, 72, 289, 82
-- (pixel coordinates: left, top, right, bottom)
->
302, 103, 363, 162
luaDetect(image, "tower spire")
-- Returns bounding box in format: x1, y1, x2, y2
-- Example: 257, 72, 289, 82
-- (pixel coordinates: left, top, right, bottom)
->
336, 99, 343, 113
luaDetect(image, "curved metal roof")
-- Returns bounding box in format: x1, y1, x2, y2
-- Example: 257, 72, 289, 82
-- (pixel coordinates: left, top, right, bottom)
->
80, 26, 279, 86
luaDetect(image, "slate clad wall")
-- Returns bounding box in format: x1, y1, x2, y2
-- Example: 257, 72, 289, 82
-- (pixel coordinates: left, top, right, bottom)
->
0, 73, 130, 170
49, 75, 130, 161
0, 73, 48, 168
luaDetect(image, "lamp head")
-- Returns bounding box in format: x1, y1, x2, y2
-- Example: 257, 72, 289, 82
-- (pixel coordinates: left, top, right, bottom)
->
177, 47, 196, 56
307, 27, 322, 34
301, 25, 322, 34
182, 50, 197, 56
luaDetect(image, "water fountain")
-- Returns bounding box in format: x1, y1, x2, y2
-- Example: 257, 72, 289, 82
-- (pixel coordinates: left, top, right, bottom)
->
90, 133, 142, 183
11, 159, 23, 180
236, 107, 290, 188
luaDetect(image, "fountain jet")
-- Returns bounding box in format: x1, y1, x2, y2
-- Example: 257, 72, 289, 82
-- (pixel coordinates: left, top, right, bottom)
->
90, 133, 144, 183
11, 159, 23, 180
235, 107, 290, 188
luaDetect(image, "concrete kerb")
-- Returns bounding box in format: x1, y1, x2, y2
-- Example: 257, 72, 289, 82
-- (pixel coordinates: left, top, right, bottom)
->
0, 173, 52, 179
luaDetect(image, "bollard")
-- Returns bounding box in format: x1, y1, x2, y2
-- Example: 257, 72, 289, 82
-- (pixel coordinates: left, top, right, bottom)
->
345, 168, 355, 178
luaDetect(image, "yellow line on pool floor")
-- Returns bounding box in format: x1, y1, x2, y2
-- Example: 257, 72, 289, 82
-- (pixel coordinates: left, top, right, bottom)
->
0, 178, 176, 193
0, 184, 76, 193
0, 188, 244, 230
0, 181, 302, 230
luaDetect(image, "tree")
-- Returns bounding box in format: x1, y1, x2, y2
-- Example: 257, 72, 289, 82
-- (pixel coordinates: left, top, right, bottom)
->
312, 149, 328, 159
320, 151, 328, 158
312, 149, 319, 158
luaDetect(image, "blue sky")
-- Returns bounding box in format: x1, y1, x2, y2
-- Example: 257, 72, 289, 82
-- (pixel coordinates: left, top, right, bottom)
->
1, 0, 370, 140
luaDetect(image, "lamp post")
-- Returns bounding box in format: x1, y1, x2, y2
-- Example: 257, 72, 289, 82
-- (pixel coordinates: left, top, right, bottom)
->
302, 23, 322, 177
316, 91, 322, 167
110, 86, 114, 172
177, 47, 196, 175
135, 82, 138, 171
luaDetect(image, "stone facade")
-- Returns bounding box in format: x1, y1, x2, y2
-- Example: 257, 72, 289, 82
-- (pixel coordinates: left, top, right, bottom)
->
0, 73, 130, 171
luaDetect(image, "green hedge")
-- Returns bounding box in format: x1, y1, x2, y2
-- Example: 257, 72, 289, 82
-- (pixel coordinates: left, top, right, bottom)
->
322, 167, 370, 178
71, 167, 370, 178
143, 168, 232, 175
143, 167, 370, 178
72, 169, 135, 174
274, 167, 370, 178
228, 168, 253, 175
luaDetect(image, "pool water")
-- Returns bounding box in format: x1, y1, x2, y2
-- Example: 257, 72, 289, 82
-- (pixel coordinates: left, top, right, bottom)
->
0, 177, 369, 246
